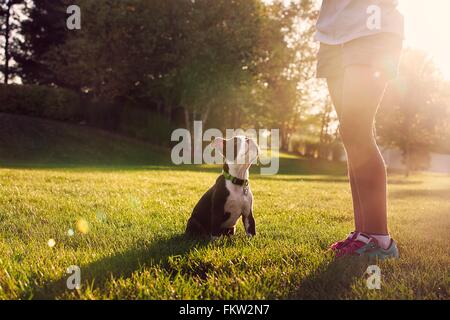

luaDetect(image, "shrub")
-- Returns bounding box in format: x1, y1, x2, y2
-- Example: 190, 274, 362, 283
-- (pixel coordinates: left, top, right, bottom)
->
0, 84, 83, 121
116, 106, 176, 146
0, 84, 174, 146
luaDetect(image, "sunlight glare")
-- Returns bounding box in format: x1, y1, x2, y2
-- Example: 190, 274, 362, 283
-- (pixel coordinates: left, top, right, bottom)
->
399, 0, 450, 78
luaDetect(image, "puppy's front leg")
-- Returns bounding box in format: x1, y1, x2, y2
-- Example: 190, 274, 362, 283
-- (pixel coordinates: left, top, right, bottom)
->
243, 210, 256, 237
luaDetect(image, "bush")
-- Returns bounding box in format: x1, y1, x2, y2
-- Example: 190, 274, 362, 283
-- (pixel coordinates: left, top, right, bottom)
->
0, 84, 175, 147
116, 106, 176, 146
0, 84, 83, 121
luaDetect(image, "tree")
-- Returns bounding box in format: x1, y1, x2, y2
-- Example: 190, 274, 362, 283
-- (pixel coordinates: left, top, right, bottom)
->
0, 0, 25, 84
13, 0, 68, 85
318, 97, 339, 159
251, 0, 319, 150
44, 0, 190, 101
42, 1, 310, 127
378, 49, 450, 176
171, 0, 257, 131
13, 0, 322, 147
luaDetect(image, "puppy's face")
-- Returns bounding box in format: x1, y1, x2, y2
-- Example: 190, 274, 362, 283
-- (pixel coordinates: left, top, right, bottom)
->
212, 136, 259, 168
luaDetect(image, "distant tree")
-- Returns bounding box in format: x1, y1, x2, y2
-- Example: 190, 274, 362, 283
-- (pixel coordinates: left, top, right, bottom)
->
0, 0, 25, 84
434, 81, 450, 154
318, 97, 339, 159
13, 0, 321, 146
14, 0, 68, 85
252, 0, 319, 150
43, 1, 315, 129
45, 0, 188, 102
174, 0, 264, 131
378, 49, 450, 176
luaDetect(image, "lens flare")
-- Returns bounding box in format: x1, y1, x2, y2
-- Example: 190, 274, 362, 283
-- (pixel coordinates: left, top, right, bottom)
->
76, 219, 90, 234
96, 211, 107, 222
47, 239, 56, 248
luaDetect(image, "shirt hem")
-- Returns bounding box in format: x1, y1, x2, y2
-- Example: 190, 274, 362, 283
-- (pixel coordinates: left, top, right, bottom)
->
314, 30, 404, 45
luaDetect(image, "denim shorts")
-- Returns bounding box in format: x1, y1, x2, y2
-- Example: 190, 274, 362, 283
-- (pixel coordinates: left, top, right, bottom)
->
316, 33, 403, 80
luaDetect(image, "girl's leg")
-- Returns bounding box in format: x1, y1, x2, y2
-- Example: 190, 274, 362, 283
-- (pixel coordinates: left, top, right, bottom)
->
339, 65, 389, 235
326, 77, 363, 232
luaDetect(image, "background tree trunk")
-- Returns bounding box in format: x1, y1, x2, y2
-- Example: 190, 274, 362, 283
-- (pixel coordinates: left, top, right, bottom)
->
3, 4, 11, 84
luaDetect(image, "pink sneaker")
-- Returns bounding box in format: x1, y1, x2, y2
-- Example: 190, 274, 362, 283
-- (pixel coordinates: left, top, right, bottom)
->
330, 231, 358, 251
335, 233, 377, 258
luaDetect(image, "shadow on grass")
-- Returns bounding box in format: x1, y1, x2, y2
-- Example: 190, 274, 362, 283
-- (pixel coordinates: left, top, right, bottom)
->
3, 158, 431, 186
255, 177, 425, 185
31, 234, 211, 299
291, 256, 370, 300
2, 156, 347, 177
387, 179, 424, 185
255, 176, 349, 183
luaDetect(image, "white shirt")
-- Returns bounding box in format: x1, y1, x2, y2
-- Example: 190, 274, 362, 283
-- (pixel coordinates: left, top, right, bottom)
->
315, 0, 404, 45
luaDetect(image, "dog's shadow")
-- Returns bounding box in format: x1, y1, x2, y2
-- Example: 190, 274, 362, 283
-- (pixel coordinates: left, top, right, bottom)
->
32, 234, 375, 299
32, 234, 211, 299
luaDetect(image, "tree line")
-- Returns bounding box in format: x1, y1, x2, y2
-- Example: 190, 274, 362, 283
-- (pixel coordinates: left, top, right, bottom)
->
1, 0, 449, 171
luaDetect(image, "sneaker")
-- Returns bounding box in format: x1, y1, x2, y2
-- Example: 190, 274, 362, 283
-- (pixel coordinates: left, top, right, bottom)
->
329, 231, 358, 251
336, 233, 400, 260
335, 233, 372, 258
355, 238, 400, 260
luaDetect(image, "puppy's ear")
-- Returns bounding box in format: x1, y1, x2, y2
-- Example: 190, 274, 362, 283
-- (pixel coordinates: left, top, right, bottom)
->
211, 137, 225, 158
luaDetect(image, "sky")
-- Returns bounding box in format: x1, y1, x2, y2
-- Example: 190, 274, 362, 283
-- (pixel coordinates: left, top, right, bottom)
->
399, 0, 450, 79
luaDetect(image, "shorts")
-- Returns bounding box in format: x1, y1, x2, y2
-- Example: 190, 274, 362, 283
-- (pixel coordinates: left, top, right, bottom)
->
316, 33, 403, 80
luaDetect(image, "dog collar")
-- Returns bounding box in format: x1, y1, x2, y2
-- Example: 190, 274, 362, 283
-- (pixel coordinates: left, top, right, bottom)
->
222, 170, 249, 187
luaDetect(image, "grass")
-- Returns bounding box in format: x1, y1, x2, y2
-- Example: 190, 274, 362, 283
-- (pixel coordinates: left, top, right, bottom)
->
0, 114, 449, 300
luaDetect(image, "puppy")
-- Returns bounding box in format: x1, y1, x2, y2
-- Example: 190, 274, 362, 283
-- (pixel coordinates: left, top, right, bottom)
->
185, 136, 259, 239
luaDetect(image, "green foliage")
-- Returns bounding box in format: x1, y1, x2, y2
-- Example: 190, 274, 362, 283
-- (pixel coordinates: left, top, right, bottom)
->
10, 1, 449, 163
115, 106, 177, 146
19, 0, 318, 137
0, 84, 83, 121
0, 84, 176, 146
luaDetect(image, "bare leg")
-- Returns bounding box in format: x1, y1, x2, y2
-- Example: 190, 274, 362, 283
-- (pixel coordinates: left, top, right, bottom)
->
327, 77, 363, 232
339, 66, 389, 235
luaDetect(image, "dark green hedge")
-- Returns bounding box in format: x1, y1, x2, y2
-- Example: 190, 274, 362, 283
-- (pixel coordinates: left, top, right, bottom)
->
0, 84, 83, 121
0, 84, 175, 146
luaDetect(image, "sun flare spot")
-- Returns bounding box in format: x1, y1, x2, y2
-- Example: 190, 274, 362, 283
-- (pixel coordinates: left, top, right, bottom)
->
47, 239, 56, 248
76, 219, 90, 234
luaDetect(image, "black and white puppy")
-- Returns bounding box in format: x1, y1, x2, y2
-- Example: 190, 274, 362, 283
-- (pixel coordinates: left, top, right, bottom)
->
185, 136, 259, 239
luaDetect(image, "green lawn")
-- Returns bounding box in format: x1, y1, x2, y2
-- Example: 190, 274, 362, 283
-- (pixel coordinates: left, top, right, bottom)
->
0, 114, 448, 300
0, 161, 448, 300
